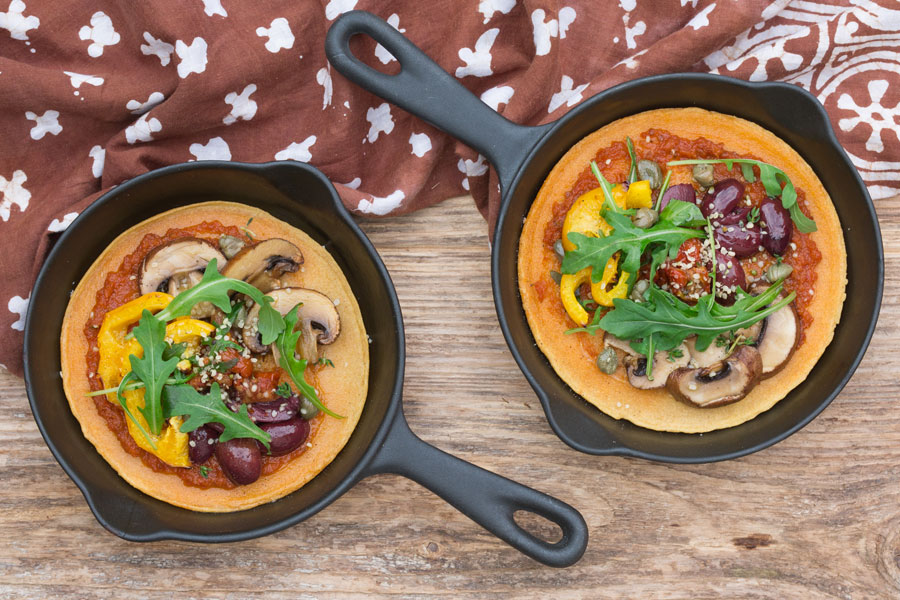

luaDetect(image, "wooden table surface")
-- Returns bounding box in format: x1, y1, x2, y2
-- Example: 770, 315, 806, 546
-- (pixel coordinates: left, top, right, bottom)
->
1, 194, 898, 599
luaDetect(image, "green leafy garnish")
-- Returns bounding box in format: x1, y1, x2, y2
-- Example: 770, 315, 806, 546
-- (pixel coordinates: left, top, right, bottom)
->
562, 204, 704, 280
317, 357, 335, 368
276, 305, 343, 418
274, 382, 293, 398
153, 260, 284, 345
199, 465, 209, 478
598, 283, 795, 358
590, 161, 622, 214
162, 383, 270, 448
659, 198, 705, 228
162, 342, 187, 361
129, 310, 180, 435
625, 136, 638, 184
667, 158, 816, 233
115, 371, 157, 450
654, 170, 672, 212
667, 348, 684, 362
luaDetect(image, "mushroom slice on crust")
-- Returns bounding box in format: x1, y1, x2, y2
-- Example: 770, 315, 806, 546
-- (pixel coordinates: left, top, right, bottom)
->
623, 343, 690, 390
221, 238, 303, 293
243, 287, 340, 361
603, 333, 639, 356
684, 336, 730, 368
666, 345, 762, 408
139, 237, 226, 296
754, 302, 800, 378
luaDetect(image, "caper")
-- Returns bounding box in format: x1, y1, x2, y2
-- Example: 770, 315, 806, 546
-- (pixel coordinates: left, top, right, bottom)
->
692, 163, 715, 187
637, 159, 663, 189
632, 207, 659, 229
298, 396, 320, 420
219, 234, 245, 259
553, 239, 565, 260
549, 270, 562, 285
596, 347, 618, 374
765, 262, 793, 283
630, 278, 650, 302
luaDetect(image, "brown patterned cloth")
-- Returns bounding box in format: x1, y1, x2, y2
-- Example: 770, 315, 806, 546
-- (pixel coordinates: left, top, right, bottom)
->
1, 0, 897, 376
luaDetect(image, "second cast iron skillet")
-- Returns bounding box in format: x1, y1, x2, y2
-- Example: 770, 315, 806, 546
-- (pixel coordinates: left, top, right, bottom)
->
326, 11, 883, 463
24, 160, 587, 567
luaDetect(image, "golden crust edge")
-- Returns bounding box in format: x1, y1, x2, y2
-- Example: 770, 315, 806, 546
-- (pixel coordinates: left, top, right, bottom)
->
60, 201, 369, 511
518, 108, 847, 433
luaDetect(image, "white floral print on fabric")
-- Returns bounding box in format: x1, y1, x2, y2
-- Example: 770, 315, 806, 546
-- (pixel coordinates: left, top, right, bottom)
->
456, 28, 499, 78
25, 110, 61, 139
457, 154, 488, 191
688, 2, 716, 30
202, 0, 226, 17
532, 7, 576, 56
478, 0, 516, 24
275, 136, 317, 162
374, 14, 404, 64
223, 84, 257, 125
365, 103, 394, 143
48, 212, 78, 232
125, 113, 161, 144
175, 37, 208, 78
548, 75, 587, 112
0, 170, 30, 222
256, 17, 294, 53
141, 32, 174, 66
357, 190, 405, 215
190, 137, 231, 161
325, 0, 357, 21
480, 85, 514, 111
316, 67, 333, 109
8, 295, 28, 331
78, 11, 120, 58
126, 92, 165, 115
838, 79, 900, 154
409, 132, 432, 157
0, 0, 39, 41
63, 71, 103, 89
89, 145, 105, 178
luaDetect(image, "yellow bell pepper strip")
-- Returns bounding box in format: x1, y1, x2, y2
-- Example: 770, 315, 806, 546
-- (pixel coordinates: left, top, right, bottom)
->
561, 188, 610, 252
625, 180, 653, 209
590, 256, 630, 307
96, 293, 215, 467
559, 267, 592, 326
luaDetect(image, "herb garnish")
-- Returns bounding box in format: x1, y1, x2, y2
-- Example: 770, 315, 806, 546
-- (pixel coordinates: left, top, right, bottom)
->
162, 383, 270, 449
274, 382, 293, 398
276, 305, 343, 418
625, 136, 638, 184
130, 310, 181, 435
199, 466, 209, 478
667, 158, 816, 233
317, 357, 335, 368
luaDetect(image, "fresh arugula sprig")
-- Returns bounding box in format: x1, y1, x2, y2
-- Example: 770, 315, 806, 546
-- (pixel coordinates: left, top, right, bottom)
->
590, 161, 622, 214
115, 371, 157, 450
667, 158, 816, 233
130, 310, 181, 435
625, 136, 638, 184
274, 382, 292, 398
154, 259, 284, 345
561, 199, 705, 281
162, 383, 270, 448
276, 305, 343, 419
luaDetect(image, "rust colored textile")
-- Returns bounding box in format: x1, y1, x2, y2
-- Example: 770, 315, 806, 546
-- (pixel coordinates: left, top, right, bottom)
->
0, 0, 897, 375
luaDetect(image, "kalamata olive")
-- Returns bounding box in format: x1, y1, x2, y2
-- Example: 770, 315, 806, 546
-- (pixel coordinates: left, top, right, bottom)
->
714, 223, 761, 258
717, 204, 751, 226
659, 183, 696, 210
188, 425, 219, 465
712, 250, 747, 303
259, 417, 310, 456
215, 438, 262, 485
245, 395, 301, 423
637, 159, 663, 189
692, 163, 715, 187
700, 179, 745, 219
759, 197, 793, 255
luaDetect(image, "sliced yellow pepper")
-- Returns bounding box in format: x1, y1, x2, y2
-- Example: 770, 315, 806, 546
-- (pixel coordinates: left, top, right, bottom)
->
591, 255, 630, 307
96, 293, 215, 468
560, 267, 592, 326
625, 180, 653, 208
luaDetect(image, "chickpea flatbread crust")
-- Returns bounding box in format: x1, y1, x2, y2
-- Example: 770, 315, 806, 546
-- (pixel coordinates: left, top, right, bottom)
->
61, 202, 369, 511
518, 108, 846, 433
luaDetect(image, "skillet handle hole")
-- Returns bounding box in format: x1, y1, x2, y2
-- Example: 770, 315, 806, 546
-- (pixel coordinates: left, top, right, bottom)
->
346, 32, 400, 76
513, 509, 564, 544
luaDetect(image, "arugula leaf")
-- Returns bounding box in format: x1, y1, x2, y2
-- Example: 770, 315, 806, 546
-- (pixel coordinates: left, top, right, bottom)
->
162, 342, 187, 362
590, 161, 622, 214
599, 284, 796, 357
274, 382, 292, 398
562, 210, 703, 279
276, 305, 343, 418
162, 383, 270, 448
115, 371, 157, 450
654, 170, 672, 212
129, 310, 180, 435
153, 259, 285, 344
667, 158, 816, 233
659, 199, 705, 228
625, 136, 637, 184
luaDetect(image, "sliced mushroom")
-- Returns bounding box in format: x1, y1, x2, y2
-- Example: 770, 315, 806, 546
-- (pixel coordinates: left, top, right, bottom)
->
666, 345, 762, 408
221, 238, 303, 293
623, 343, 690, 389
603, 333, 639, 356
139, 238, 226, 296
242, 287, 340, 362
754, 302, 799, 378
684, 335, 730, 368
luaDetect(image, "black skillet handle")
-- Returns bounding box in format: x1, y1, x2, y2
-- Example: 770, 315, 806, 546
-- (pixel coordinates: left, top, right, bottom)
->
361, 408, 588, 567
325, 10, 551, 194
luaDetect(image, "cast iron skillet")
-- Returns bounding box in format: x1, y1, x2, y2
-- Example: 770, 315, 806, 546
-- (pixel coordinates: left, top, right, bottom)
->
24, 160, 588, 567
325, 11, 883, 463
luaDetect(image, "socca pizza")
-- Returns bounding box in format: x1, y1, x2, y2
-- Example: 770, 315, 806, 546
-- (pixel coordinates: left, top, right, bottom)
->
60, 202, 368, 511
518, 108, 846, 433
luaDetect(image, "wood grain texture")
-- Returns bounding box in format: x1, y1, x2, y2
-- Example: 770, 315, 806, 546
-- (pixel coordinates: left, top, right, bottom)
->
1, 194, 898, 599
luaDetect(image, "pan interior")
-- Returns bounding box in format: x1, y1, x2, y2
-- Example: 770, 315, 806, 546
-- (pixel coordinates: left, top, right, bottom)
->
25, 162, 402, 538
495, 75, 881, 461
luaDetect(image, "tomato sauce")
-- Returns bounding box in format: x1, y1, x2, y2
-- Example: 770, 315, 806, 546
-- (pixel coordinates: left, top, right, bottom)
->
542, 128, 821, 339
83, 222, 321, 489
